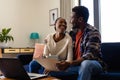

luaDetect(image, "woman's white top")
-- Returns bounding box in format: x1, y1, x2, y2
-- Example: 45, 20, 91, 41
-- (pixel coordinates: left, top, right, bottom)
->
43, 33, 73, 62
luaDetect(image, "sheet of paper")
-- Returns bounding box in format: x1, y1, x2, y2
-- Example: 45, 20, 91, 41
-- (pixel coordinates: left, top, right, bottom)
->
35, 58, 60, 71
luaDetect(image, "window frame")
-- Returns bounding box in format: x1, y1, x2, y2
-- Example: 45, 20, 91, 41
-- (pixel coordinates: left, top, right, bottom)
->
79, 0, 100, 30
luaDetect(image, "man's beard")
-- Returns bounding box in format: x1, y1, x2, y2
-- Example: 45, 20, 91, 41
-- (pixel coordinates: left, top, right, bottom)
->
72, 23, 79, 29
69, 23, 79, 35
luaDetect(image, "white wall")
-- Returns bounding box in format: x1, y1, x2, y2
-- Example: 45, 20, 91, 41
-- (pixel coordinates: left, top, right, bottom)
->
0, 0, 60, 47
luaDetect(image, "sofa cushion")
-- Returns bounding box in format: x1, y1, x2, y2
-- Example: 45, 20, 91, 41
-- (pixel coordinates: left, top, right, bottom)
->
33, 43, 45, 59
97, 72, 120, 80
17, 54, 33, 65
100, 72, 120, 78
23, 64, 29, 72
101, 43, 120, 72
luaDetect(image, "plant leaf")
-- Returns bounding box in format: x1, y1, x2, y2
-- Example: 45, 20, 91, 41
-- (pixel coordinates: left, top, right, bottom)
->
0, 28, 14, 43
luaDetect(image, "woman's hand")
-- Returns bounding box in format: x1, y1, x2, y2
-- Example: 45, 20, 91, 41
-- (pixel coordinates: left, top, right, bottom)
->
56, 61, 70, 71
43, 69, 51, 75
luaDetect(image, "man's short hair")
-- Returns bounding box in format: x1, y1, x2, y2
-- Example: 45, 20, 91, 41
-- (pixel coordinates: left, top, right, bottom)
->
72, 6, 89, 23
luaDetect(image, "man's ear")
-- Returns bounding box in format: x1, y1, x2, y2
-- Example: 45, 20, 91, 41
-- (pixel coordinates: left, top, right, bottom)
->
78, 17, 83, 22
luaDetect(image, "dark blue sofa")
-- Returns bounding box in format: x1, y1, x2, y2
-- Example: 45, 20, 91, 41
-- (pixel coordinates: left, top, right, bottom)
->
17, 43, 120, 80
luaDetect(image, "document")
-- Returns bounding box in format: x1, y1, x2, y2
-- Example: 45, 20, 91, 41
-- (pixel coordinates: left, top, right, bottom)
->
35, 58, 60, 71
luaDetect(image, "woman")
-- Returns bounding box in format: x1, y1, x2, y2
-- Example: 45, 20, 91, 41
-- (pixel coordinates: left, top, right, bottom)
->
29, 17, 73, 73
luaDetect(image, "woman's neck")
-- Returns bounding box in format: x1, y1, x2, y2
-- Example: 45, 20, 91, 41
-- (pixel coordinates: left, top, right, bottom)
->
54, 32, 65, 42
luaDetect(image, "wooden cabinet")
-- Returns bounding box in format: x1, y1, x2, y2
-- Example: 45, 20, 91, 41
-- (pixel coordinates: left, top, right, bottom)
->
2, 48, 34, 53
4, 48, 20, 53
1, 48, 34, 58
0, 49, 2, 58
20, 48, 34, 53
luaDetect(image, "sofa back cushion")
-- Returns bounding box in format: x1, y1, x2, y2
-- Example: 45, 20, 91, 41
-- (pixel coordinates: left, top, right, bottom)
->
17, 54, 33, 65
33, 43, 45, 59
101, 43, 120, 72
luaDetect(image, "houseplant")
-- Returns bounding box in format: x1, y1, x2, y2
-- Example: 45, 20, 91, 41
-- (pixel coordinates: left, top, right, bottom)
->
0, 28, 14, 47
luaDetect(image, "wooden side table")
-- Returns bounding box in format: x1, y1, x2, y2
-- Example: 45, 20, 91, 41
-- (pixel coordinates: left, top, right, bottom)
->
0, 76, 61, 80
38, 76, 61, 80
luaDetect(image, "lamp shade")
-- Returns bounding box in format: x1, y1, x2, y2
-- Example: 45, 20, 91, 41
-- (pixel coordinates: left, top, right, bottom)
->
30, 32, 39, 39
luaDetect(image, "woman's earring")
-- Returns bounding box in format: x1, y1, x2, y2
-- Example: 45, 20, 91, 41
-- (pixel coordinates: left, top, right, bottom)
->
54, 27, 56, 30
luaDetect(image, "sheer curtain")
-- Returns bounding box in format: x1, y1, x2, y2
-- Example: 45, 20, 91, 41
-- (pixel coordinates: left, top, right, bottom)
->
60, 0, 72, 32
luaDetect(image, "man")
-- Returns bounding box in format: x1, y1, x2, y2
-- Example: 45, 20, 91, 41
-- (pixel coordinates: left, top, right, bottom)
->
56, 6, 104, 80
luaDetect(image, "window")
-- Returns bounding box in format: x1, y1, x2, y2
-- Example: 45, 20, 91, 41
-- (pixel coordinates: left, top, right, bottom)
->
74, 0, 79, 6
80, 0, 94, 26
79, 0, 120, 42
101, 0, 120, 42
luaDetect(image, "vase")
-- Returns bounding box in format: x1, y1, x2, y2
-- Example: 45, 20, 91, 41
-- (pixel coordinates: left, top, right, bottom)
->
0, 42, 8, 48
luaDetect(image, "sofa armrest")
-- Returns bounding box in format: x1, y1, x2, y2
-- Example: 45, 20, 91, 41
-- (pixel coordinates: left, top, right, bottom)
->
17, 54, 33, 65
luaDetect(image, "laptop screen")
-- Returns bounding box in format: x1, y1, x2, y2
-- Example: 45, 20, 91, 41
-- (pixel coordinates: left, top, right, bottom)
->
0, 58, 31, 79
0, 58, 48, 80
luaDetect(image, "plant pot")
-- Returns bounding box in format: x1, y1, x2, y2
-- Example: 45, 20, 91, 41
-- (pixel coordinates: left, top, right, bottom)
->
0, 42, 8, 48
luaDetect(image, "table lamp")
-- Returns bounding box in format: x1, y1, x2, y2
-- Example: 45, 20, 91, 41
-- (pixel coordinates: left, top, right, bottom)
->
30, 32, 39, 46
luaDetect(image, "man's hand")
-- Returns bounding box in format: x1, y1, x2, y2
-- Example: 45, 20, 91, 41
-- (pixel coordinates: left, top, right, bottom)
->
43, 69, 51, 75
56, 61, 70, 71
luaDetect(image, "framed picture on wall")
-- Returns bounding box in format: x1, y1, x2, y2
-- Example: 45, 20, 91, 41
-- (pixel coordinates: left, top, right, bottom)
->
49, 8, 58, 26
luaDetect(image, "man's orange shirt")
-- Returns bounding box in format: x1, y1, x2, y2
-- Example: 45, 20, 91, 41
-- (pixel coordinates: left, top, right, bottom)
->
74, 31, 83, 60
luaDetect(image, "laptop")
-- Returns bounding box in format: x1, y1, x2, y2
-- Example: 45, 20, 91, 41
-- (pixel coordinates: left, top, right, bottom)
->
0, 58, 47, 80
